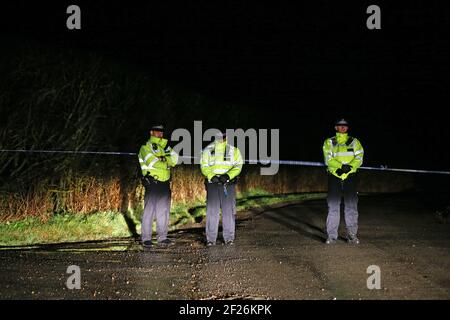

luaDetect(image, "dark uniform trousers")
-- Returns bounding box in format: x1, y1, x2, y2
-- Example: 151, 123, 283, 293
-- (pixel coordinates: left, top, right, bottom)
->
205, 182, 237, 243
142, 180, 171, 243
326, 173, 359, 239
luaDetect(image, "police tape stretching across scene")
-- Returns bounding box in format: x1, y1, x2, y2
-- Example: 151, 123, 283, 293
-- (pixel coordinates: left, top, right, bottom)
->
323, 118, 364, 245
6, 120, 450, 249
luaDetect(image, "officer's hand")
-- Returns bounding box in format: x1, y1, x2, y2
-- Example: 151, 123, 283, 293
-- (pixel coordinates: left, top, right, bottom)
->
219, 174, 230, 184
211, 176, 220, 183
158, 156, 167, 162
341, 164, 352, 173
142, 175, 152, 187
335, 168, 344, 176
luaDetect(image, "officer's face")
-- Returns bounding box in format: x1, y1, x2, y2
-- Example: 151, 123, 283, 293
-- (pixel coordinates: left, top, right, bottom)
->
335, 125, 349, 133
215, 133, 227, 142
151, 130, 164, 138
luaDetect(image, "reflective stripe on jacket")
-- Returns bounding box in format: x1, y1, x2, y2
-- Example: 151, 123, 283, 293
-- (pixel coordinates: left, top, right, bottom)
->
138, 136, 178, 182
323, 132, 364, 180
200, 140, 243, 181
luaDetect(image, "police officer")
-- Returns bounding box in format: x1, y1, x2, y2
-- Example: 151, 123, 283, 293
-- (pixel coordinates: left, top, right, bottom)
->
200, 130, 243, 246
322, 119, 364, 244
138, 125, 178, 248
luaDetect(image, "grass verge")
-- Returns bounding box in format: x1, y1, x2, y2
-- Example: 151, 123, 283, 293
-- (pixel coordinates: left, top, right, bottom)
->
0, 190, 326, 247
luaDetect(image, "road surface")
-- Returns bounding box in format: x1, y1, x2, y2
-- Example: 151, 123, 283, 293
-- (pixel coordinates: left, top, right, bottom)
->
1, 194, 449, 300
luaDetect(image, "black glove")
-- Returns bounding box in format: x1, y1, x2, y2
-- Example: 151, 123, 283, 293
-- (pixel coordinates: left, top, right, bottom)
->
341, 164, 352, 174
158, 156, 167, 162
142, 173, 152, 187
219, 174, 230, 184
211, 175, 220, 183
335, 168, 344, 176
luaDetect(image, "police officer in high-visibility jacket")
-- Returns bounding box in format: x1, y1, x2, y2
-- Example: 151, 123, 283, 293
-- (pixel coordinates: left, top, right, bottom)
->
138, 125, 178, 248
322, 119, 364, 245
201, 131, 243, 246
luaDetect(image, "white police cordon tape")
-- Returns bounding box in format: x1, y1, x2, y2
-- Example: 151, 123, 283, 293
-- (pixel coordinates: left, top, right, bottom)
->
170, 155, 450, 175
271, 160, 450, 175
1, 149, 450, 175
0, 149, 137, 156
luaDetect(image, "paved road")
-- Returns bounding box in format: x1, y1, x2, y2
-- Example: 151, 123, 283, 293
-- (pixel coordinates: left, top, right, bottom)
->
1, 194, 449, 300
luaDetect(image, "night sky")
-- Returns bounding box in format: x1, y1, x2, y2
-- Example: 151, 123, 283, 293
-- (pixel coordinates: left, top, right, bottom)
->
1, 1, 449, 170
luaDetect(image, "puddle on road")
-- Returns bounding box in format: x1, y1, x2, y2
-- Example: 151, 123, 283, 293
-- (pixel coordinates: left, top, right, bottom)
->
0, 246, 41, 251
0, 239, 142, 252
55, 246, 130, 252
0, 238, 209, 254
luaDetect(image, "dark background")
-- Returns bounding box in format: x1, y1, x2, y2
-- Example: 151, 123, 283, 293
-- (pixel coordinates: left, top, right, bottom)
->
1, 1, 449, 170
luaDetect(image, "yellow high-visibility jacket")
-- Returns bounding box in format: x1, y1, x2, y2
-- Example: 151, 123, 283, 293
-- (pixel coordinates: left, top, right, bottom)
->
200, 140, 243, 182
138, 136, 178, 182
323, 132, 364, 180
